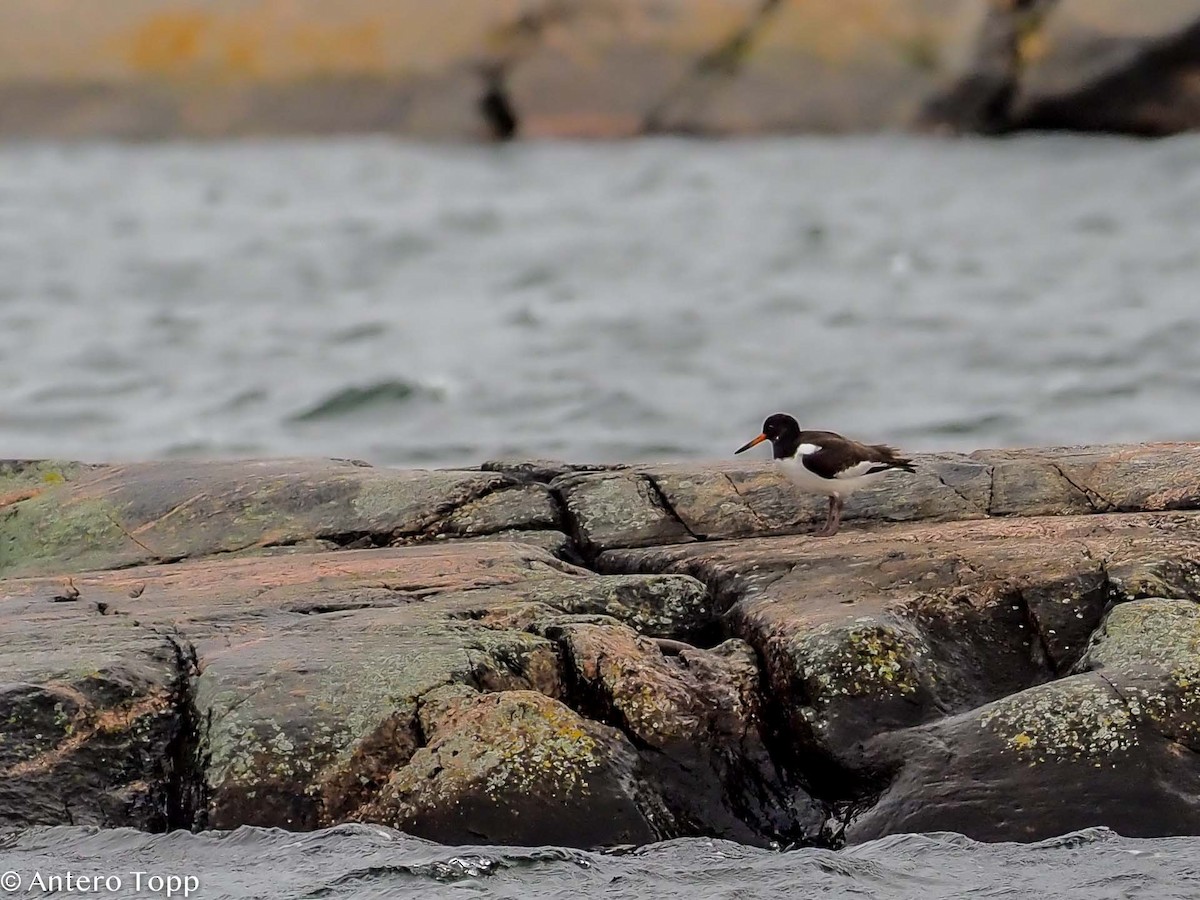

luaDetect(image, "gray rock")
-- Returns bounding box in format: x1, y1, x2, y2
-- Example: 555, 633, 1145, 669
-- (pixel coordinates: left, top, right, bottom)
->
555, 472, 695, 553
0, 459, 560, 577
848, 670, 1200, 842
603, 509, 1200, 839
357, 689, 668, 848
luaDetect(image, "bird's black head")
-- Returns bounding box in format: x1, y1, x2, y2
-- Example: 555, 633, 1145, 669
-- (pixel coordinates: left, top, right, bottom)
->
735, 413, 801, 459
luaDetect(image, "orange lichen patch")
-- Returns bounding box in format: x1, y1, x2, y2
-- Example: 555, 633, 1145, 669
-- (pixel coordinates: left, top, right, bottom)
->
0, 0, 970, 91
114, 8, 402, 82
126, 10, 212, 76
1016, 21, 1049, 66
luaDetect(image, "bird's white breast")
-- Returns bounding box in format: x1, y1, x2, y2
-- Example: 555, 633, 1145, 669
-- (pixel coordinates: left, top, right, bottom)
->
776, 450, 891, 497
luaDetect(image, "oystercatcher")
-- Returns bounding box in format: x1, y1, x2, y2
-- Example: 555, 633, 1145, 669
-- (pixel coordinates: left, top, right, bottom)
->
735, 413, 916, 537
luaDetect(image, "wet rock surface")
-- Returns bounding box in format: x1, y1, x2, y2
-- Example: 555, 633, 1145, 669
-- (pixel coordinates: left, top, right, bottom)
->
849, 598, 1200, 841
1, 444, 1200, 846
0, 542, 733, 844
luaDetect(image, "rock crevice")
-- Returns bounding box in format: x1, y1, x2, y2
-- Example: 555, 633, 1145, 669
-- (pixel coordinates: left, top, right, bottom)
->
162, 633, 205, 832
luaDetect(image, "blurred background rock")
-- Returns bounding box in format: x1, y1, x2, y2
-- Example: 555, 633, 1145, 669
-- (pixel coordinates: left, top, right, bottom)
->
3, 0, 1200, 140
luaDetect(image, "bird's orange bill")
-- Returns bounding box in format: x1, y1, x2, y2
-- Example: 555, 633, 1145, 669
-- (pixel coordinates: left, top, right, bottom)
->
735, 433, 767, 454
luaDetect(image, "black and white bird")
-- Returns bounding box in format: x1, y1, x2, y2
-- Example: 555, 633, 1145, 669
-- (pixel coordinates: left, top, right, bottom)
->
735, 413, 916, 537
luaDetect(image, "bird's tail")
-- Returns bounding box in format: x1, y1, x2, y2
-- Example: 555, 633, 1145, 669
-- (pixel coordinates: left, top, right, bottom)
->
874, 444, 916, 473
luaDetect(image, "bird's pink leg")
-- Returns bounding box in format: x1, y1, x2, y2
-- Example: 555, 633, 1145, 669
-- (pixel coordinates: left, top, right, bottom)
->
815, 494, 843, 537
829, 494, 844, 535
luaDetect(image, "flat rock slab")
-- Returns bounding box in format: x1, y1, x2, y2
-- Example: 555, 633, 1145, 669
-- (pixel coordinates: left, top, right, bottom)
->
4, 445, 1199, 578
557, 444, 1200, 551
0, 459, 560, 577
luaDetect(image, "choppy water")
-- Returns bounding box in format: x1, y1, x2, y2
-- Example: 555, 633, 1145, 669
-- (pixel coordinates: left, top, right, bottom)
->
5, 136, 1200, 890
1, 826, 1198, 900
3, 135, 1200, 467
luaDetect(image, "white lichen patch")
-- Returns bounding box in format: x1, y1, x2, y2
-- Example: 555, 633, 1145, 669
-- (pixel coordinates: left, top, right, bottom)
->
1077, 598, 1200, 748
979, 676, 1139, 762
1122, 659, 1200, 746
796, 618, 928, 700
1085, 598, 1200, 673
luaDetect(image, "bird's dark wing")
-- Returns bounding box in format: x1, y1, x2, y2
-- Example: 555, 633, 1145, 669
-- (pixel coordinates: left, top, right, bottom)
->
798, 431, 916, 479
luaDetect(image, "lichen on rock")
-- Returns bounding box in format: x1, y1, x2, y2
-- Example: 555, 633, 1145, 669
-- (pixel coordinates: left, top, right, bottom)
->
978, 675, 1138, 763
357, 689, 666, 848
793, 618, 928, 700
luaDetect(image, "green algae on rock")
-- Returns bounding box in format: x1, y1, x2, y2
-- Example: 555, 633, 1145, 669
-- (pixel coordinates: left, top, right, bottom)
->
792, 619, 929, 699
602, 506, 1200, 840
555, 471, 695, 553
0, 460, 93, 496
847, 670, 1200, 843
518, 572, 715, 642
1077, 597, 1200, 752
0, 538, 804, 844
845, 594, 1200, 842
0, 459, 563, 578
1081, 597, 1200, 674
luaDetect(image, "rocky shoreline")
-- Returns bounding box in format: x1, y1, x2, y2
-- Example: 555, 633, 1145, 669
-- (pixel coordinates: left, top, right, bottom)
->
2, 445, 1200, 847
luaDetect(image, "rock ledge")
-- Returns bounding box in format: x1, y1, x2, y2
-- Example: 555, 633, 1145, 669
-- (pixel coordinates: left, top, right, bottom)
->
2, 443, 1200, 846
